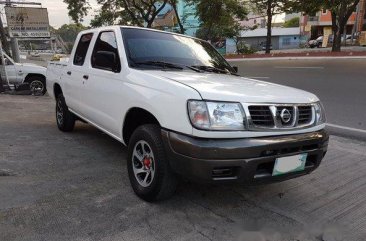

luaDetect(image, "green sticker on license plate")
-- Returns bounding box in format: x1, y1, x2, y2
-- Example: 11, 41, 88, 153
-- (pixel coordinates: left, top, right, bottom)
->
272, 153, 308, 176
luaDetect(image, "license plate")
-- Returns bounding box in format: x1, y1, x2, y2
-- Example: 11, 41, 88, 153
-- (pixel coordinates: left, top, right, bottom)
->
272, 153, 308, 176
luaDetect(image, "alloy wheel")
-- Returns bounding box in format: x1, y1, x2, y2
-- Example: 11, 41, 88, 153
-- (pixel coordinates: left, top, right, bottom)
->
132, 140, 156, 187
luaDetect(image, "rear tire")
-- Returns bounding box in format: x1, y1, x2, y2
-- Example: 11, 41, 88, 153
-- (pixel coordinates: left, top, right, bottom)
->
127, 124, 177, 201
56, 94, 75, 132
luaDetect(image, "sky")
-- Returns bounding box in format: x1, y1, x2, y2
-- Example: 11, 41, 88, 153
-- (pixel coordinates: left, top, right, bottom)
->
39, 0, 99, 27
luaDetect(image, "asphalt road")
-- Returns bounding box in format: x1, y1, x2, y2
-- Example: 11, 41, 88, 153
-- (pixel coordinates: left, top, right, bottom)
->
229, 58, 366, 140
1, 95, 366, 241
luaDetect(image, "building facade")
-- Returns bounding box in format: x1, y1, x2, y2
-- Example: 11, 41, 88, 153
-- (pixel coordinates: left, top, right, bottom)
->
226, 27, 301, 54
300, 0, 366, 39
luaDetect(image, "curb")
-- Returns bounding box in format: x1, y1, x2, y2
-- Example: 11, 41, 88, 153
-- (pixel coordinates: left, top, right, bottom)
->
227, 56, 366, 61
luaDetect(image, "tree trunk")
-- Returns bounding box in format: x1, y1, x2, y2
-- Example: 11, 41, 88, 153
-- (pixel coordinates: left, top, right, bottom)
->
146, 21, 153, 28
265, 0, 273, 54
332, 31, 342, 52
332, 19, 346, 52
172, 2, 184, 34
330, 1, 360, 52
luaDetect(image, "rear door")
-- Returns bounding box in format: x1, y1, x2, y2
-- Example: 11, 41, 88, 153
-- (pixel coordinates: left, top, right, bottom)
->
80, 30, 124, 136
63, 32, 94, 111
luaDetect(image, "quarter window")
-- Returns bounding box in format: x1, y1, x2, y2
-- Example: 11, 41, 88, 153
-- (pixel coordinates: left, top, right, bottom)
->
73, 33, 93, 66
91, 31, 121, 72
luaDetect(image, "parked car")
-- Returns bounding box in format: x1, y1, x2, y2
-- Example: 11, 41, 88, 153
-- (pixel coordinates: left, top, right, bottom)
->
47, 26, 329, 201
308, 35, 356, 48
1, 52, 47, 95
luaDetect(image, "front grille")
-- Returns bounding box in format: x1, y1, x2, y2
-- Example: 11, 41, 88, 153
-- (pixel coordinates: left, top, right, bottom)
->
248, 106, 274, 127
245, 104, 316, 130
298, 106, 313, 125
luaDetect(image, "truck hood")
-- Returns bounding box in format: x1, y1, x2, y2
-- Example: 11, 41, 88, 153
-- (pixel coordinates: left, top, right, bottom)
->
16, 63, 47, 73
146, 71, 318, 104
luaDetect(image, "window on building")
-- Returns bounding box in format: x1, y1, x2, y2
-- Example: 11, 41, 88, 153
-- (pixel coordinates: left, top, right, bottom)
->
322, 9, 327, 14
73, 33, 93, 66
283, 37, 291, 45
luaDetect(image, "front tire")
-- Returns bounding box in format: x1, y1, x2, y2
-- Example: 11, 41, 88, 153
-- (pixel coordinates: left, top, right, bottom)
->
127, 124, 177, 201
28, 76, 47, 96
56, 94, 75, 132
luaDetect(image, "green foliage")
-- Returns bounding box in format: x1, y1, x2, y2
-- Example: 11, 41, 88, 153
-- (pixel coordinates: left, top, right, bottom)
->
250, 0, 287, 16
283, 17, 299, 27
188, 0, 248, 41
90, 0, 140, 27
63, 0, 90, 23
54, 24, 88, 43
236, 41, 256, 54
64, 0, 170, 28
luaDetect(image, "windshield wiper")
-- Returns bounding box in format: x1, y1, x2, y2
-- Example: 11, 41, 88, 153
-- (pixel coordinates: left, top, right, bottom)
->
133, 61, 184, 70
191, 65, 230, 74
191, 65, 240, 76
133, 60, 206, 73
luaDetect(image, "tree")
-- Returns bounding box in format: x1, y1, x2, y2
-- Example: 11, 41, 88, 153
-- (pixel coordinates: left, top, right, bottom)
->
288, 0, 361, 52
188, 0, 247, 41
90, 0, 141, 27
54, 24, 88, 43
170, 0, 185, 34
64, 0, 90, 23
283, 17, 299, 27
65, 0, 170, 28
250, 0, 290, 54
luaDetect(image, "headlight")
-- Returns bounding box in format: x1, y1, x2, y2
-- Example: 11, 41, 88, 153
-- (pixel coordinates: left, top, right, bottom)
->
314, 102, 326, 125
188, 100, 246, 130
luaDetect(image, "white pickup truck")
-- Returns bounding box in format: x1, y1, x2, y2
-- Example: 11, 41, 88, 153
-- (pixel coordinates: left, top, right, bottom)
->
47, 26, 329, 201
1, 52, 47, 95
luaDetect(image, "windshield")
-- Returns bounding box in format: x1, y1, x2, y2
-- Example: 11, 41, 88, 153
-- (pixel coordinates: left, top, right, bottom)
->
121, 28, 235, 73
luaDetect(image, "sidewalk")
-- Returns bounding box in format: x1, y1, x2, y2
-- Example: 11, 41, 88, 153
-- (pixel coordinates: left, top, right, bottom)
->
226, 46, 366, 60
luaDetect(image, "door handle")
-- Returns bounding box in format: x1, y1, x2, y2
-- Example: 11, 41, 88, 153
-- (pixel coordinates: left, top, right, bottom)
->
67, 71, 72, 75
83, 75, 89, 80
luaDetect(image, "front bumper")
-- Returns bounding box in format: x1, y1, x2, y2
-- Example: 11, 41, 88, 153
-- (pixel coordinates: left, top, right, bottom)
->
161, 129, 329, 184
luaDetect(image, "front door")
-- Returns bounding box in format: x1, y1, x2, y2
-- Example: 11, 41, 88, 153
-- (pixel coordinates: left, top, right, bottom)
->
80, 30, 124, 137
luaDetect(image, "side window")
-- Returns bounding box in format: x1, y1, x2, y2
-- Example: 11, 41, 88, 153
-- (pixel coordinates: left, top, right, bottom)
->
91, 31, 121, 73
73, 33, 93, 66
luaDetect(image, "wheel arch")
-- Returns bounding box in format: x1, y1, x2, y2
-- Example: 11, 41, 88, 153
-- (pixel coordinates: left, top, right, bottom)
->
53, 83, 62, 99
24, 73, 46, 83
122, 107, 161, 145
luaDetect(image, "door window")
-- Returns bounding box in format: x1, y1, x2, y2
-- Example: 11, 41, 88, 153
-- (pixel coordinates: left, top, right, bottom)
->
91, 31, 121, 72
73, 33, 94, 66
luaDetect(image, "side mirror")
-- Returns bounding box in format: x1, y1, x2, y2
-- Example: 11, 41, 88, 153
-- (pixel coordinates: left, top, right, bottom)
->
93, 51, 120, 72
232, 66, 238, 73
